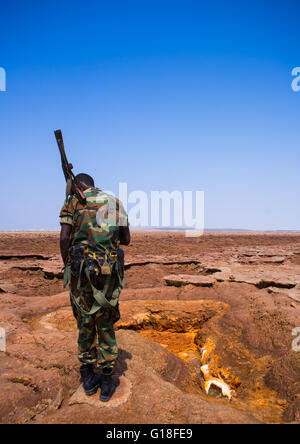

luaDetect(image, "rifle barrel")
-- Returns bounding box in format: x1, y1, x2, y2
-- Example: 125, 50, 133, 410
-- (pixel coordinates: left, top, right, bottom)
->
54, 129, 86, 205
54, 129, 70, 181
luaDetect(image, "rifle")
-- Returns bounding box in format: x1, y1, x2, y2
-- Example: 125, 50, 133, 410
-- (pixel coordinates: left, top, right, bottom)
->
54, 129, 86, 205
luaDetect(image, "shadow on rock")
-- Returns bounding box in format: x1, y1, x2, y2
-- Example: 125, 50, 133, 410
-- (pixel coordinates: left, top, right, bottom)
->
113, 348, 132, 389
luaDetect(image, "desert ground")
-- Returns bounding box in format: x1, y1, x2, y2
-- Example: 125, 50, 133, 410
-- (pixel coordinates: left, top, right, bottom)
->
0, 231, 299, 424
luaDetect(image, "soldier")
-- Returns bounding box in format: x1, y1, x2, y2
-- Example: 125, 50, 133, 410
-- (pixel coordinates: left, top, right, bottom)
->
59, 173, 130, 402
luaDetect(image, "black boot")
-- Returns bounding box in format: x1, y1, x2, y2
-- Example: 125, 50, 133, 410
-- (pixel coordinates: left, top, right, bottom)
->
100, 367, 115, 402
80, 364, 102, 396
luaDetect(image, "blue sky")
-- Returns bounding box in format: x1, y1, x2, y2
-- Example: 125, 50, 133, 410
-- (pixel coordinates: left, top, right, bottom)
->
0, 0, 299, 230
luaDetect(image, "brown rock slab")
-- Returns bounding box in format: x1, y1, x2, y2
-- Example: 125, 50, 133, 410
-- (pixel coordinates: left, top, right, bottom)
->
214, 268, 299, 289
69, 376, 132, 409
47, 388, 64, 414
268, 287, 300, 303
125, 255, 202, 269
0, 283, 18, 294
164, 274, 215, 287
115, 299, 228, 332
250, 256, 285, 265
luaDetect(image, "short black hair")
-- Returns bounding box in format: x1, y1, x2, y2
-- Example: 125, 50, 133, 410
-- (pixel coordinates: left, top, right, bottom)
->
75, 173, 95, 187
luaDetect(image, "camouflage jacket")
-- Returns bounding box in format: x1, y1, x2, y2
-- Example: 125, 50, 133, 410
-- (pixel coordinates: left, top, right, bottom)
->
60, 187, 128, 252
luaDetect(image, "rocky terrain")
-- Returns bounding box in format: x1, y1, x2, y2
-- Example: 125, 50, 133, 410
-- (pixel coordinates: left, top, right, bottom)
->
0, 231, 299, 424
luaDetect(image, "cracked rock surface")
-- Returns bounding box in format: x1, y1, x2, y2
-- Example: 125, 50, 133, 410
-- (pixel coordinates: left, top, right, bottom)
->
0, 232, 299, 424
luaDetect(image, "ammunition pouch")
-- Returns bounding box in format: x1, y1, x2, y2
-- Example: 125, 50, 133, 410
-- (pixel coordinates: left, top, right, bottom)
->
69, 245, 85, 277
69, 245, 122, 278
64, 244, 125, 316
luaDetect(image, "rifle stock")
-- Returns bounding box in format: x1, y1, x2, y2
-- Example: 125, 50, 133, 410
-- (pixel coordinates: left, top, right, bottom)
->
54, 129, 86, 205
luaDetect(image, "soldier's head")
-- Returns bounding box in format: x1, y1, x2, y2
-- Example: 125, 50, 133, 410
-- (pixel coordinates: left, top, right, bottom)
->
75, 173, 95, 190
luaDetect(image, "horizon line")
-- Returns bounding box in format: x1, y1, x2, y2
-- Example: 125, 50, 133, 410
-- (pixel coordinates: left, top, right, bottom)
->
1, 228, 300, 234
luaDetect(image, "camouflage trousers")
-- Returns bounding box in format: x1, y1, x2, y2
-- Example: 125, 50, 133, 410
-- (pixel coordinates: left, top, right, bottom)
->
70, 274, 120, 371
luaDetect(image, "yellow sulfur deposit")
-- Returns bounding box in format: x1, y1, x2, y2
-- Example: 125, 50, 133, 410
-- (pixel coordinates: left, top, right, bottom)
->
200, 339, 233, 400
